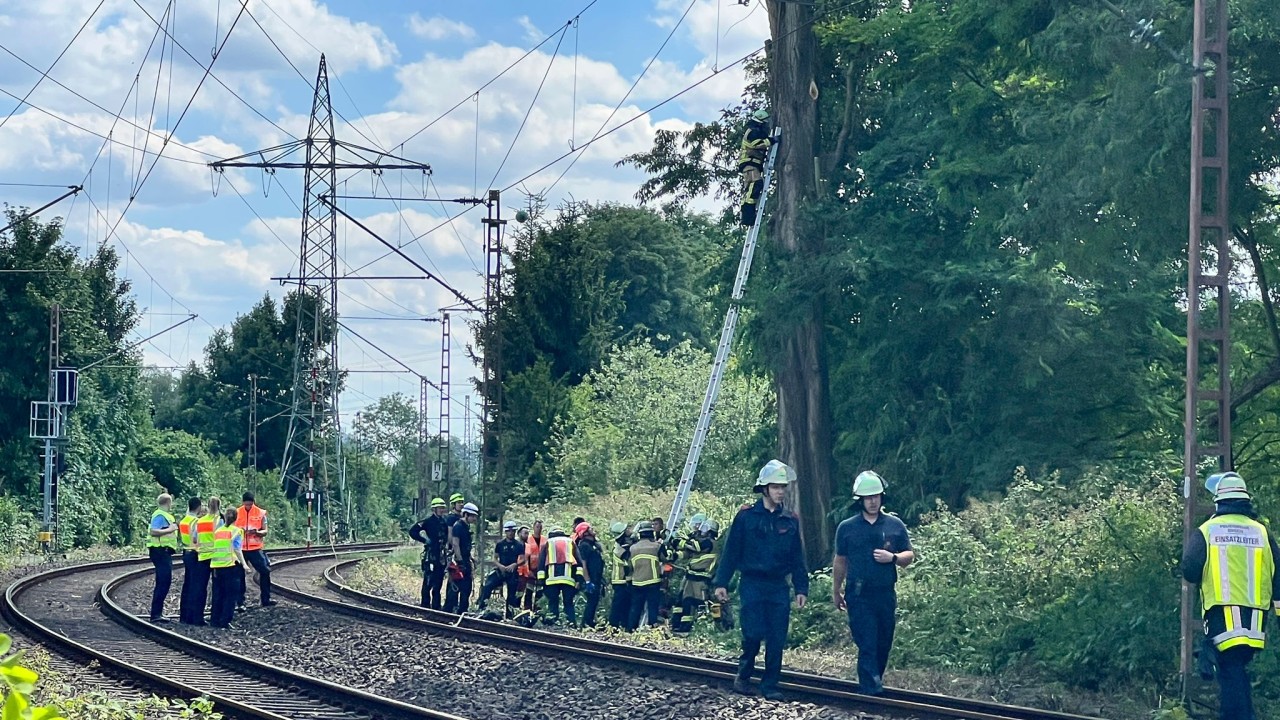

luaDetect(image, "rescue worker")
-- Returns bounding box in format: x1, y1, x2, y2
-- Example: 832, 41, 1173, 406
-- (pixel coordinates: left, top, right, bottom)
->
445, 492, 465, 529
209, 507, 247, 629
538, 527, 581, 625
235, 492, 274, 609
713, 460, 809, 701
479, 520, 524, 617
444, 502, 478, 614
189, 496, 223, 627
523, 519, 546, 611
832, 470, 914, 696
628, 520, 665, 630
671, 519, 718, 636
608, 522, 634, 629
576, 522, 606, 627
1182, 472, 1280, 720
146, 493, 179, 622
409, 497, 450, 609
177, 497, 203, 625
737, 108, 773, 226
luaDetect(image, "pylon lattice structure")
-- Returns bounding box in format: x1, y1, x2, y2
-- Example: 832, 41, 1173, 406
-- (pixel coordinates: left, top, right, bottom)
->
210, 55, 430, 546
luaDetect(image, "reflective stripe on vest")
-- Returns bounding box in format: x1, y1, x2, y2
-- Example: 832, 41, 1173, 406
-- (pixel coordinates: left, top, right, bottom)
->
543, 536, 578, 586
1211, 606, 1266, 651
147, 509, 177, 549
629, 540, 661, 587
236, 505, 266, 551
210, 526, 241, 568
611, 543, 630, 585
196, 514, 219, 561
1199, 515, 1276, 612
687, 552, 717, 580
178, 513, 198, 550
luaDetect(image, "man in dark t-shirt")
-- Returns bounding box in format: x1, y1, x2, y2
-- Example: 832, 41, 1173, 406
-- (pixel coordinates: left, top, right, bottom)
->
832, 471, 914, 696
479, 520, 525, 617
444, 503, 478, 614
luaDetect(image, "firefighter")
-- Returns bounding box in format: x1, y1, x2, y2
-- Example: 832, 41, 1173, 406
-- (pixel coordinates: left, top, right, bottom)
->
209, 508, 247, 629
1183, 472, 1280, 720
737, 108, 773, 227
409, 497, 450, 609
671, 519, 719, 636
575, 522, 606, 628
608, 522, 634, 629
146, 493, 179, 622
713, 460, 808, 701
833, 471, 914, 696
177, 497, 203, 625
628, 520, 665, 630
538, 527, 581, 625
443, 503, 479, 614
479, 520, 524, 618
235, 492, 274, 609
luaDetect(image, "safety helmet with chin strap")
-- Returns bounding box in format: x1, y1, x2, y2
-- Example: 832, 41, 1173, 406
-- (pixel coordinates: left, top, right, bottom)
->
853, 470, 886, 499
1207, 471, 1250, 503
754, 459, 795, 493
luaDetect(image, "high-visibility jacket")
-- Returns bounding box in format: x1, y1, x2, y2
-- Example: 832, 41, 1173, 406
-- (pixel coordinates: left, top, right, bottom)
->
629, 538, 663, 587
209, 526, 243, 569
236, 505, 267, 551
610, 541, 632, 586
539, 535, 580, 586
1199, 514, 1276, 650
525, 535, 546, 575
146, 509, 177, 550
195, 513, 220, 562
681, 538, 717, 582
178, 513, 198, 550
737, 120, 771, 170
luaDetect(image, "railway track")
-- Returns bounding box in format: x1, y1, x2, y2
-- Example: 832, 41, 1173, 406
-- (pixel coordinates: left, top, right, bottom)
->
1, 543, 466, 720
270, 554, 1109, 720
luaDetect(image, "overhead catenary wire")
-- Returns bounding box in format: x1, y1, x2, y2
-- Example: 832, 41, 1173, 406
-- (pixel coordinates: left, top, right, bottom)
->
486, 23, 569, 191
0, 0, 106, 132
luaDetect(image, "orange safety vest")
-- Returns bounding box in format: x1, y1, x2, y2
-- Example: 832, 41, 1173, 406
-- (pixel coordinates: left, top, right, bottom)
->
525, 535, 545, 574
236, 505, 267, 551
178, 513, 198, 550
540, 536, 579, 586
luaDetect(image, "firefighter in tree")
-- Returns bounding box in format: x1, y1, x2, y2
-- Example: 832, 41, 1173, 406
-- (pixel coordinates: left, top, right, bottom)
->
738, 108, 774, 227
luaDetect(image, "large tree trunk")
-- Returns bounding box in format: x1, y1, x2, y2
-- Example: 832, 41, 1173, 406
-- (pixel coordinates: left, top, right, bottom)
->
767, 0, 835, 571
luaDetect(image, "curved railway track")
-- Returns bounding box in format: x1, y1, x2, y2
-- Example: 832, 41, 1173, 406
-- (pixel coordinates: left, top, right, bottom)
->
1, 543, 465, 720
268, 554, 1109, 720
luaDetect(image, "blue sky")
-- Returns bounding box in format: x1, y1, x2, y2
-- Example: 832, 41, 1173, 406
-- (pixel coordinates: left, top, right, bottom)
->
0, 0, 766, 432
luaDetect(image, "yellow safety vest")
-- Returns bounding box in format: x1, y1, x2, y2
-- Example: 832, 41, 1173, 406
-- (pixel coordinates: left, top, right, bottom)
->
146, 509, 177, 549
178, 513, 198, 550
540, 536, 579, 586
1199, 514, 1276, 650
629, 539, 662, 587
611, 542, 631, 585
210, 526, 243, 569
196, 514, 220, 561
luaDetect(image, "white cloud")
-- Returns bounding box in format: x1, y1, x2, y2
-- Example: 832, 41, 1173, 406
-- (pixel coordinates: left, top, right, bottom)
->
408, 14, 476, 41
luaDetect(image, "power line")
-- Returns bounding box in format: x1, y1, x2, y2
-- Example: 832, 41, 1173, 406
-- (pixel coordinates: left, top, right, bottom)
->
0, 0, 105, 132
486, 23, 570, 190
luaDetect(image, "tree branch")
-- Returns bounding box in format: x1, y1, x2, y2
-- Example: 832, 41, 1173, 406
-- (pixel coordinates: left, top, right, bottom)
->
827, 61, 857, 175
1236, 223, 1280, 354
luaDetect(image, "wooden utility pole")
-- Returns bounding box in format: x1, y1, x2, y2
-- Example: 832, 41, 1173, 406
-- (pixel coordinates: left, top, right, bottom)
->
766, 0, 835, 569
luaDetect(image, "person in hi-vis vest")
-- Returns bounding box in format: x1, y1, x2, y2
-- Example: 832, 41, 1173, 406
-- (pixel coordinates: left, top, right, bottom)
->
1183, 472, 1280, 720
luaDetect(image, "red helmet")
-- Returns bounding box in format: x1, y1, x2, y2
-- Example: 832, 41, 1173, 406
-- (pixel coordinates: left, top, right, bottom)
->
573, 521, 592, 537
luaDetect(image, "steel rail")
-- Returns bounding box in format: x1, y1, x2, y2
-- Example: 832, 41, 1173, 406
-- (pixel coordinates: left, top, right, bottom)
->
274, 555, 1108, 720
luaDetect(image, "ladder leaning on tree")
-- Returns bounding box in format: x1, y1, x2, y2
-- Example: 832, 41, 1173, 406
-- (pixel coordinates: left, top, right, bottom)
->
666, 127, 783, 532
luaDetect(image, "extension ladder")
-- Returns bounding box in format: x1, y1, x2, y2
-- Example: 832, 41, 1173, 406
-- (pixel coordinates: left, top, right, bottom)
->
666, 127, 782, 532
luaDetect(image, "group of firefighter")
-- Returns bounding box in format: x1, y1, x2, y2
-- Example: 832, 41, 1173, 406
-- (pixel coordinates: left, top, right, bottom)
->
409, 495, 729, 636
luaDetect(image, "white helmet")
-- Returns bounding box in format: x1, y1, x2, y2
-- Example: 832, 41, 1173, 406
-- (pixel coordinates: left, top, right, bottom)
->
461, 502, 479, 516
1207, 472, 1249, 503
853, 470, 885, 498
754, 459, 795, 492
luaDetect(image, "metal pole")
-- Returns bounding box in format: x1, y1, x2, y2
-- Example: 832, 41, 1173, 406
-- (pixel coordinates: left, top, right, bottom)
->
1181, 0, 1231, 701
439, 312, 452, 484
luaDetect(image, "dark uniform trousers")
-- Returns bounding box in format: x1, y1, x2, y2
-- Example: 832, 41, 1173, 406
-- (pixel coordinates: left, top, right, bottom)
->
444, 566, 473, 614
608, 584, 632, 629
544, 583, 577, 625
581, 584, 602, 627
479, 569, 520, 614
737, 578, 791, 693
179, 550, 200, 623
848, 587, 896, 695
422, 553, 446, 609
237, 549, 272, 605
210, 566, 240, 628
629, 584, 663, 630
148, 547, 173, 620
1216, 646, 1256, 720
186, 557, 213, 625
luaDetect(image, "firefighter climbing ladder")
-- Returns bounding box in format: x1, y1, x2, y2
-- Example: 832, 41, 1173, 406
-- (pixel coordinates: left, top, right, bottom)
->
667, 128, 782, 531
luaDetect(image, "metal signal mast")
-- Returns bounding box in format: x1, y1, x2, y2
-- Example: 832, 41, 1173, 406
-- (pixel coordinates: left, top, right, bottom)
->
210, 55, 430, 546
1181, 0, 1231, 701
